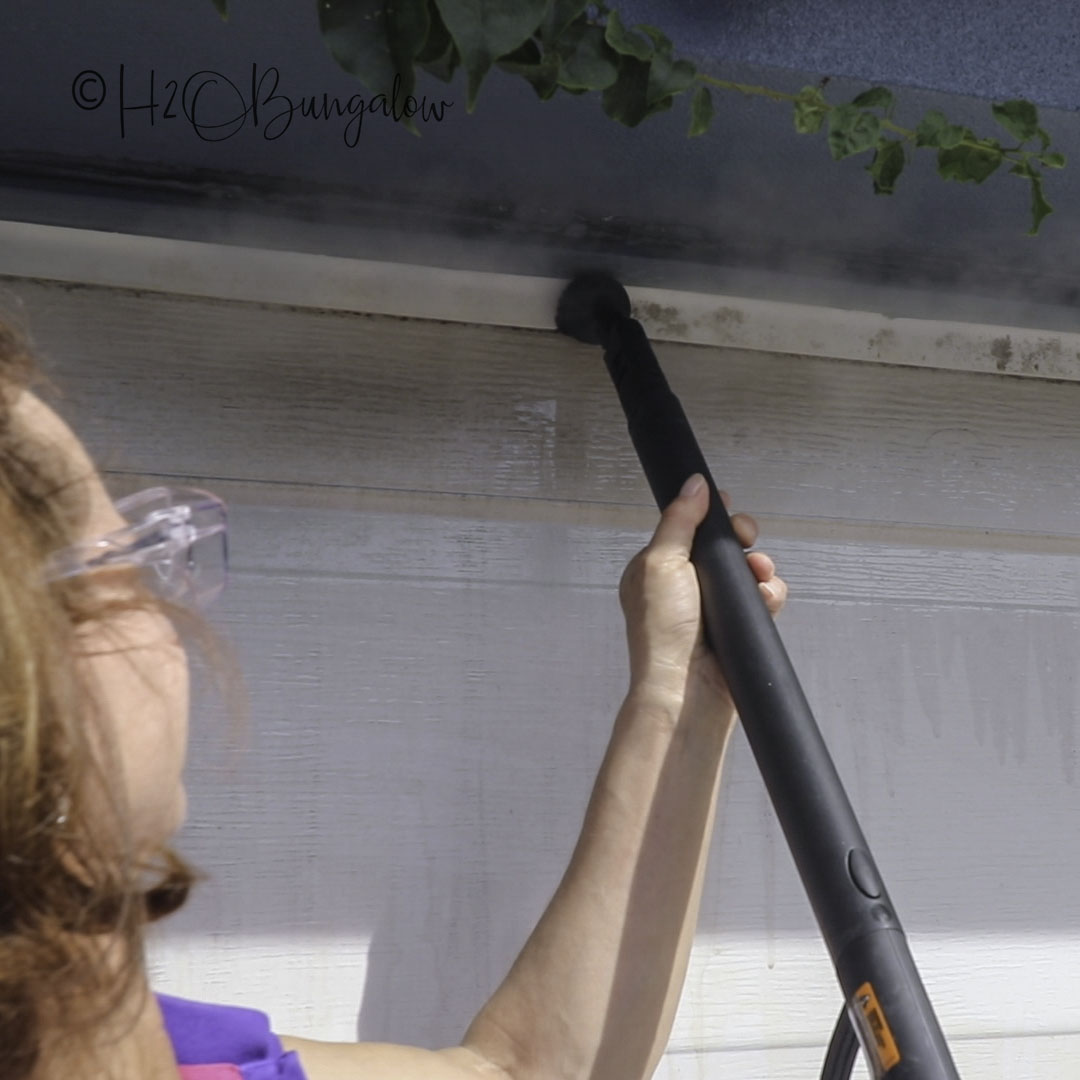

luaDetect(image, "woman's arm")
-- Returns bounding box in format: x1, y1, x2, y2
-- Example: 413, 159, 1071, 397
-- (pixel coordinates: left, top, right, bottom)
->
283, 477, 785, 1080
460, 679, 734, 1080
460, 477, 784, 1080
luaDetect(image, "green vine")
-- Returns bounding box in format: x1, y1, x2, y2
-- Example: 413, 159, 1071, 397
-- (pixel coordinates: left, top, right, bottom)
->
211, 0, 1065, 235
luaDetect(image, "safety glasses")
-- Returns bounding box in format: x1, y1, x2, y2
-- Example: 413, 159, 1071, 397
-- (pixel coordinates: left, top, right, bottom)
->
43, 486, 228, 610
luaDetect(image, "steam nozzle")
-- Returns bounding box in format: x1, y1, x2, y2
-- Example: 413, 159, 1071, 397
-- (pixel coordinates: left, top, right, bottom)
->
554, 272, 632, 347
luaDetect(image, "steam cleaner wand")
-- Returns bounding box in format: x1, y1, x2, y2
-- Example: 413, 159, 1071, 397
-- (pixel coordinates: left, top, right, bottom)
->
555, 272, 960, 1080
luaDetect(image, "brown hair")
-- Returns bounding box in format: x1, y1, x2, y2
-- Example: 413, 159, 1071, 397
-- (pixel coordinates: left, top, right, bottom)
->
0, 306, 249, 1079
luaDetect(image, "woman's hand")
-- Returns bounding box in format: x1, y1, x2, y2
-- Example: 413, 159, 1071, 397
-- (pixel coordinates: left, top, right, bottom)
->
619, 474, 787, 711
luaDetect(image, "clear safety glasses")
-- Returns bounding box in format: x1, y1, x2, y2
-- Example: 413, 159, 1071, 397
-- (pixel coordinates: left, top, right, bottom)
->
43, 486, 228, 610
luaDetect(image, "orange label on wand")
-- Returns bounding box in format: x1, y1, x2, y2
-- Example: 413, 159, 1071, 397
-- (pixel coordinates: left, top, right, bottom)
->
853, 981, 902, 1072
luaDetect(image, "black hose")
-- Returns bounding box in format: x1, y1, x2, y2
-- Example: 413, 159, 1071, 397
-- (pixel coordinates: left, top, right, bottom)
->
822, 1008, 862, 1080
556, 273, 960, 1080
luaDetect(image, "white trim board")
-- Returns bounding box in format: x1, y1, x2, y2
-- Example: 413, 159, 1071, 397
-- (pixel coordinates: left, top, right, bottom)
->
2, 219, 1080, 383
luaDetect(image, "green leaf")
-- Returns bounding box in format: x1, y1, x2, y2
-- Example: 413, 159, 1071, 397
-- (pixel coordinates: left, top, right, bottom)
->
604, 10, 654, 60
688, 85, 713, 136
418, 42, 460, 83
388, 3, 430, 67
211, 0, 228, 19
416, 2, 459, 83
851, 86, 894, 113
1038, 151, 1066, 169
318, 0, 429, 130
646, 53, 695, 105
648, 95, 673, 119
1013, 162, 1054, 234
867, 139, 905, 193
555, 22, 618, 91
793, 85, 828, 134
320, 0, 396, 91
432, 0, 547, 112
601, 54, 672, 126
914, 110, 968, 149
936, 124, 969, 150
992, 99, 1040, 142
1036, 126, 1052, 151
637, 24, 674, 53
937, 140, 1003, 183
915, 109, 946, 146
1027, 170, 1053, 235
539, 0, 588, 46
827, 104, 881, 159
497, 38, 561, 99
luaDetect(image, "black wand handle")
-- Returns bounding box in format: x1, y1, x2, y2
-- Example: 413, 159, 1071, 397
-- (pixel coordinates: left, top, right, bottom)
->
556, 274, 960, 1080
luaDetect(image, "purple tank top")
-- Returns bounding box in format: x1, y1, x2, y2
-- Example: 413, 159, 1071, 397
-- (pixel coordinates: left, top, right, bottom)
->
156, 993, 308, 1080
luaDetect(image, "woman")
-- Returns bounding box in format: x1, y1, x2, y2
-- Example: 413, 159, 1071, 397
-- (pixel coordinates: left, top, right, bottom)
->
0, 314, 786, 1080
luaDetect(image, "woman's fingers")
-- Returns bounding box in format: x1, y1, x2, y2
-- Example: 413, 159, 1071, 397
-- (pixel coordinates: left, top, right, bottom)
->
647, 481, 760, 558
746, 550, 775, 581
646, 475, 711, 558
760, 577, 788, 615
705, 488, 787, 614
629, 481, 787, 640
746, 550, 787, 614
651, 480, 784, 609
716, 490, 759, 550
730, 512, 758, 549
